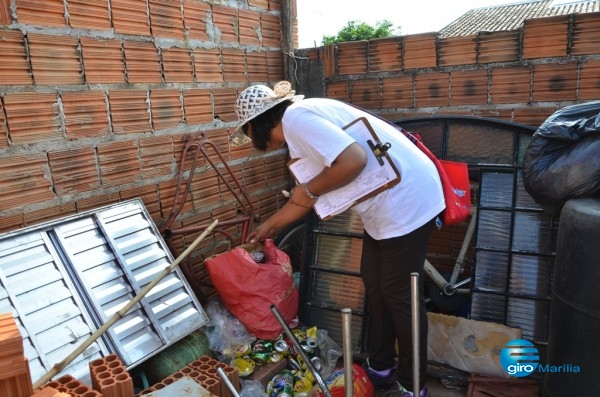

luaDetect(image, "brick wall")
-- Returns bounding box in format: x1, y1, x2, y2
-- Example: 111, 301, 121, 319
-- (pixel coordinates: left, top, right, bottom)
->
2, 2, 599, 299
0, 0, 293, 251
294, 12, 600, 127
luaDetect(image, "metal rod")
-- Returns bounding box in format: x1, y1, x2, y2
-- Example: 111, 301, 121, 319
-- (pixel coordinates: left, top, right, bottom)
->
217, 367, 241, 397
270, 304, 333, 397
341, 308, 354, 397
33, 219, 219, 389
411, 272, 420, 397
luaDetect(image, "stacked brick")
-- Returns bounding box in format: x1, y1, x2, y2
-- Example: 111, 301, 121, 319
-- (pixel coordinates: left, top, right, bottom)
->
0, 313, 33, 397
89, 354, 134, 397
136, 355, 240, 397
43, 374, 102, 397
30, 387, 73, 397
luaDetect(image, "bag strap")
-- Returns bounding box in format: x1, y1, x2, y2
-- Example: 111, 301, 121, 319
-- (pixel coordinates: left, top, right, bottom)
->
343, 101, 440, 163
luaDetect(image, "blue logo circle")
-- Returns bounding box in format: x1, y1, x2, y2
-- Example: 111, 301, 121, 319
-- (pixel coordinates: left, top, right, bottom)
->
500, 339, 539, 377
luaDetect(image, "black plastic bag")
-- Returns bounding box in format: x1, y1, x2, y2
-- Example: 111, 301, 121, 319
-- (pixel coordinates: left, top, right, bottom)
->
522, 101, 600, 217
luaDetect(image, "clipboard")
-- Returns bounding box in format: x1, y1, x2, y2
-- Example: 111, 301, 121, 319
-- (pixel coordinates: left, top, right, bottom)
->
288, 117, 400, 220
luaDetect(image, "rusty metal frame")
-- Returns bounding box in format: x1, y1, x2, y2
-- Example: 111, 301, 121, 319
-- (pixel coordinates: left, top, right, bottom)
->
161, 133, 256, 299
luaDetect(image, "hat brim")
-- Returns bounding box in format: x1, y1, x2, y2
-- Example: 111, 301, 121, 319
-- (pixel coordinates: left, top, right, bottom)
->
230, 94, 304, 147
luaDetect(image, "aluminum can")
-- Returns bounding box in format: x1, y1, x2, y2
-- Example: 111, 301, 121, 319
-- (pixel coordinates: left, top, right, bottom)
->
269, 370, 294, 397
251, 340, 274, 364
274, 339, 290, 356
250, 250, 265, 262
232, 356, 255, 377
293, 374, 314, 396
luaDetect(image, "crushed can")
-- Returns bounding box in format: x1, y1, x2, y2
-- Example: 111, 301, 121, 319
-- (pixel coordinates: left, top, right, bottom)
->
252, 340, 274, 364
293, 374, 314, 396
274, 339, 290, 356
268, 370, 294, 397
232, 356, 255, 377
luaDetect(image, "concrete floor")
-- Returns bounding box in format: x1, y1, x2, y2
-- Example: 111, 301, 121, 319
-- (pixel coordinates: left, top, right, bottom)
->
373, 376, 468, 397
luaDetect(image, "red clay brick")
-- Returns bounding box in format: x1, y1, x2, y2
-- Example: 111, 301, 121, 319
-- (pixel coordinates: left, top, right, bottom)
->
369, 37, 402, 72
109, 89, 151, 134
148, 0, 184, 40
123, 40, 162, 84
0, 31, 33, 85
162, 47, 194, 83
3, 92, 62, 145
382, 75, 414, 109
80, 37, 125, 84
338, 41, 368, 75
183, 88, 213, 125
326, 81, 350, 101
579, 59, 600, 100
16, 0, 66, 27
415, 72, 450, 108
439, 35, 477, 67
183, 0, 210, 41
513, 107, 556, 127
27, 33, 83, 85
450, 69, 488, 106
321, 45, 336, 79
0, 153, 54, 211
48, 147, 100, 195
572, 12, 600, 56
193, 47, 223, 83
0, 214, 23, 234
212, 5, 238, 43
139, 135, 175, 178
0, 101, 7, 149
221, 48, 247, 82
239, 9, 261, 46
119, 184, 161, 222
523, 15, 569, 59
266, 50, 284, 81
111, 0, 151, 36
478, 30, 520, 64
0, 0, 11, 24
261, 13, 281, 48
61, 90, 110, 139
491, 66, 531, 104
76, 193, 120, 212
150, 88, 184, 130
67, 0, 111, 30
213, 88, 238, 123
249, 0, 269, 9
97, 140, 141, 186
404, 33, 437, 70
351, 78, 381, 109
532, 63, 577, 102
246, 51, 269, 82
23, 202, 77, 227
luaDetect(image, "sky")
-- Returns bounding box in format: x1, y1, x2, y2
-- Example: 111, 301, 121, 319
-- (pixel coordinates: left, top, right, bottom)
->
296, 0, 522, 48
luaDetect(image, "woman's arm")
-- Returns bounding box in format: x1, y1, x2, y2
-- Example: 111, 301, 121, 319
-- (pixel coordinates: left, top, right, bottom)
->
247, 142, 367, 243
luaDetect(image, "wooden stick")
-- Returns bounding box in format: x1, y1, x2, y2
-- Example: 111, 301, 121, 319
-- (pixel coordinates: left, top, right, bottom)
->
33, 219, 219, 389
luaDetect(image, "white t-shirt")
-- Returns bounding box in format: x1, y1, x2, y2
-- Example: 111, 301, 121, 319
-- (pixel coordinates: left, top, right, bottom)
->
282, 98, 445, 240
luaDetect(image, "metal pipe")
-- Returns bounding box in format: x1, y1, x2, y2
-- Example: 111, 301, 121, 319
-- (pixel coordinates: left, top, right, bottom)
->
341, 308, 354, 397
270, 304, 332, 397
217, 367, 241, 397
411, 272, 420, 397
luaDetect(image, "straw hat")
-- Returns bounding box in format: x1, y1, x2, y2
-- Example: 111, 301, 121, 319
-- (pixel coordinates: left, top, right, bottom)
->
231, 81, 304, 146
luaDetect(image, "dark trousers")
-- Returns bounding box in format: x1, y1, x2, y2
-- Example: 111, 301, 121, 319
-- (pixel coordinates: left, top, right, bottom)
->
360, 218, 435, 387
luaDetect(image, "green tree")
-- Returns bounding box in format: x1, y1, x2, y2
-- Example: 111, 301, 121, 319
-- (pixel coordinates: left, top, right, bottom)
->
321, 19, 400, 45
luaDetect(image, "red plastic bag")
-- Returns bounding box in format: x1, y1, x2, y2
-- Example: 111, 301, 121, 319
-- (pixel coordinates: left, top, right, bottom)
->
204, 239, 299, 340
436, 159, 471, 225
406, 132, 471, 225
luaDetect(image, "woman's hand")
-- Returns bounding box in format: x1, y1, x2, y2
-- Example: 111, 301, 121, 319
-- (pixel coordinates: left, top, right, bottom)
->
247, 184, 316, 243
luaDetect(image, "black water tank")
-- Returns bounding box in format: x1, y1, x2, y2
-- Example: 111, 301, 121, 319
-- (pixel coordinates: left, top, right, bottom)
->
544, 198, 600, 396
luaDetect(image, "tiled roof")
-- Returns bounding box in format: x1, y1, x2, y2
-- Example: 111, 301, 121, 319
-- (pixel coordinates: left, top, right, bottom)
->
439, 0, 600, 37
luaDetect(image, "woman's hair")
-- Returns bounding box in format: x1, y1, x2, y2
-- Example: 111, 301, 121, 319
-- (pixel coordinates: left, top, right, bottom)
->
243, 100, 293, 151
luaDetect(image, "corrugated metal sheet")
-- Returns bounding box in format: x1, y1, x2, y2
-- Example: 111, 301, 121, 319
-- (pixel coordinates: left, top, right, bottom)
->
0, 199, 208, 383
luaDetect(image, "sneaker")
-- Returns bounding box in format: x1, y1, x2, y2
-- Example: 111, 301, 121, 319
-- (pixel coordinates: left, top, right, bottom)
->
381, 381, 430, 397
362, 358, 397, 389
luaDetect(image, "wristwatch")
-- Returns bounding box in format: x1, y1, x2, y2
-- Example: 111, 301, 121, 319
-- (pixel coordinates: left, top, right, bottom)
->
302, 183, 320, 199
